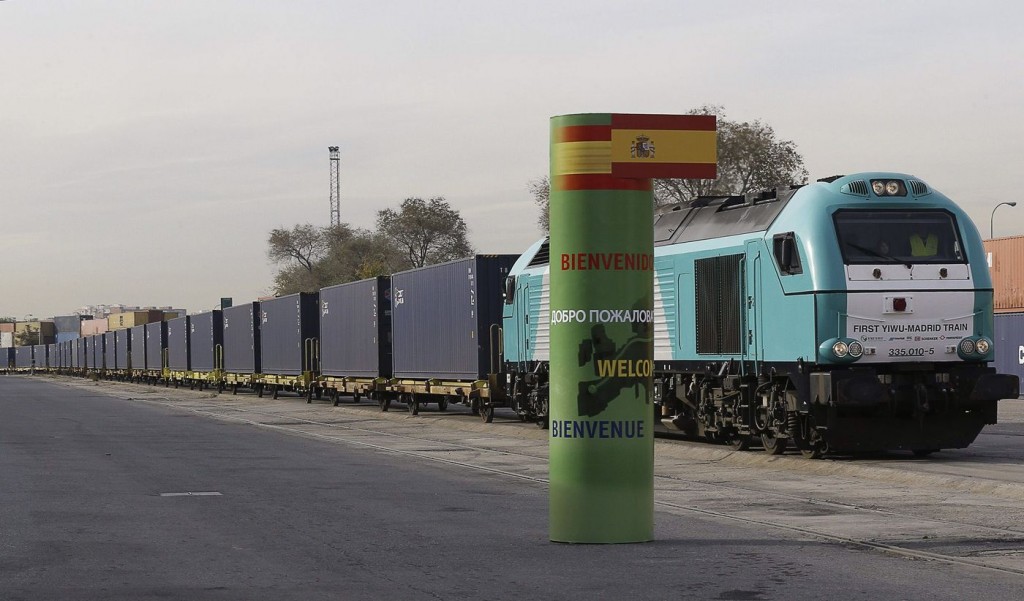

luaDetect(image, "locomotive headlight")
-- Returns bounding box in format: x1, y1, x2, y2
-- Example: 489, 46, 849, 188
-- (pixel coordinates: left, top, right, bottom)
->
872, 180, 886, 195
848, 341, 864, 357
975, 338, 991, 355
959, 338, 976, 355
832, 340, 849, 358
885, 181, 901, 195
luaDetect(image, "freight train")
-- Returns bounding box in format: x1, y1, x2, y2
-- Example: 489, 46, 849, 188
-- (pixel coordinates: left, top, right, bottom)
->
3, 172, 1016, 458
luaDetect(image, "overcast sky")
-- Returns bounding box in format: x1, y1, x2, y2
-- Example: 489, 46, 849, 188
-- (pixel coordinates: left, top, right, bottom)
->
3, 0, 1023, 318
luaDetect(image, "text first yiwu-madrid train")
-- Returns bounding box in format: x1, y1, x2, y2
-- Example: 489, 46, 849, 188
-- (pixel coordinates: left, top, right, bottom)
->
502, 173, 1018, 457
10, 172, 1017, 458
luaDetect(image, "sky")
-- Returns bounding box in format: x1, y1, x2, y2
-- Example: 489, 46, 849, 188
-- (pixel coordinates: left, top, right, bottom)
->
2, 0, 1024, 318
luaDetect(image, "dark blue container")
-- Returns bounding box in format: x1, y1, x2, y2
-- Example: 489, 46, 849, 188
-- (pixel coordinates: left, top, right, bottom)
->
103, 332, 116, 369
390, 255, 517, 380
145, 321, 168, 371
113, 330, 130, 369
130, 325, 147, 370
223, 302, 261, 374
994, 312, 1024, 392
14, 346, 34, 369
259, 293, 319, 376
320, 276, 391, 378
166, 315, 190, 371
189, 311, 223, 372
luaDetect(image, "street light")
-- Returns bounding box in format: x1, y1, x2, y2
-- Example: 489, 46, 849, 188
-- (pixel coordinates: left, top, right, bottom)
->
990, 202, 1017, 239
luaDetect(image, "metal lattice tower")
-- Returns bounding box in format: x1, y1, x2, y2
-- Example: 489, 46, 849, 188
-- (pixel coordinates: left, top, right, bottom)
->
328, 146, 341, 227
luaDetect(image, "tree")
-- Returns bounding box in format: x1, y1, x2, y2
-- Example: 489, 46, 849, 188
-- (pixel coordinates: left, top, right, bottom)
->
376, 197, 473, 268
267, 198, 474, 295
654, 105, 809, 205
530, 106, 809, 232
14, 326, 39, 347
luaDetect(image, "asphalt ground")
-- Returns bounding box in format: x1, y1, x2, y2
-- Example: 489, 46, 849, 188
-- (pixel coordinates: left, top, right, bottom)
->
2, 375, 1023, 600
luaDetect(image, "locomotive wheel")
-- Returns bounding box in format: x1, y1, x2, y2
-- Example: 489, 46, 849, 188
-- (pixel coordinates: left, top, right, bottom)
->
479, 401, 494, 423
726, 432, 750, 451
760, 433, 788, 455
799, 445, 824, 459
536, 415, 549, 429
437, 396, 449, 412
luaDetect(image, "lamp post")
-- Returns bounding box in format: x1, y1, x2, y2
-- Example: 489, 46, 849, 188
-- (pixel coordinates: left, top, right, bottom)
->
990, 202, 1017, 239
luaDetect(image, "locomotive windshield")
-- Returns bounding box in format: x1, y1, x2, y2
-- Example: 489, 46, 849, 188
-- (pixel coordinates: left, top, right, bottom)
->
833, 210, 965, 264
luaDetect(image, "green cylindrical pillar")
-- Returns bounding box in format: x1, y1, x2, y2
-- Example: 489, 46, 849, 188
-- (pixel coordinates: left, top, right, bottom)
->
548, 113, 655, 543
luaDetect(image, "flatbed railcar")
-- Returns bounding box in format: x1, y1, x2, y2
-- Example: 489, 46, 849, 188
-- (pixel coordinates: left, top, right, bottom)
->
501, 173, 1018, 456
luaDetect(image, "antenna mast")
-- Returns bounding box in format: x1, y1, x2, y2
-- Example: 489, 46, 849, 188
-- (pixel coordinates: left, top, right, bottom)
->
328, 146, 340, 227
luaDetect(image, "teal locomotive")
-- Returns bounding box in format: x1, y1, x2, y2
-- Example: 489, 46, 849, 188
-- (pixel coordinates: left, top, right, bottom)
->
501, 173, 1019, 457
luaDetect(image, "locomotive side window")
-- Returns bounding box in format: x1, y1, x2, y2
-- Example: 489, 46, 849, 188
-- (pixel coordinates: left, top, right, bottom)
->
833, 210, 965, 265
772, 232, 802, 274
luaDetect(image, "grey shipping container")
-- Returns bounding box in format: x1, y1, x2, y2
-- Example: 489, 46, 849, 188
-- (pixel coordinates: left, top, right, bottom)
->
103, 331, 116, 369
14, 346, 34, 369
45, 343, 55, 368
320, 276, 391, 378
145, 321, 168, 371
391, 255, 517, 380
166, 315, 191, 371
84, 335, 94, 369
72, 338, 81, 369
2, 347, 12, 369
113, 330, 130, 369
189, 311, 223, 372
260, 293, 319, 375
223, 302, 260, 374
54, 315, 83, 333
994, 313, 1024, 391
130, 324, 147, 370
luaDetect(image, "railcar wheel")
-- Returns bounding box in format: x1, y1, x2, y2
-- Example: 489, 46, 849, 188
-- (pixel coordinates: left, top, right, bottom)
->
437, 396, 449, 412
306, 388, 313, 403
332, 389, 341, 407
232, 384, 238, 396
726, 432, 750, 451
799, 444, 824, 460
406, 394, 419, 415
272, 385, 279, 400
479, 401, 494, 423
353, 393, 361, 404
379, 396, 390, 412
536, 415, 549, 429
912, 449, 939, 457
760, 433, 788, 455
257, 384, 264, 398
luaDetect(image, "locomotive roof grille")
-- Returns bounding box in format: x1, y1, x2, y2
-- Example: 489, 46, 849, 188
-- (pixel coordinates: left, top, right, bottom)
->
909, 180, 930, 196
842, 180, 869, 196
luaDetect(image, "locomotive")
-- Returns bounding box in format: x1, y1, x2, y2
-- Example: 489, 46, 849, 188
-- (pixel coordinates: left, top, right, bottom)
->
7, 172, 1016, 458
502, 173, 1019, 457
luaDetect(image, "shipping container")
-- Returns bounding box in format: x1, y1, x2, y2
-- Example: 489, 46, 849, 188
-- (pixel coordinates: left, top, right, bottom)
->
112, 330, 130, 370
320, 276, 391, 378
985, 237, 1024, 313
45, 344, 55, 368
1, 347, 12, 368
32, 344, 48, 368
144, 321, 168, 371
107, 310, 164, 331
166, 315, 191, 371
994, 312, 1024, 389
54, 315, 84, 333
72, 338, 82, 369
222, 302, 260, 374
103, 331, 116, 369
259, 293, 319, 375
130, 324, 147, 370
188, 311, 223, 372
14, 346, 34, 369
391, 255, 517, 380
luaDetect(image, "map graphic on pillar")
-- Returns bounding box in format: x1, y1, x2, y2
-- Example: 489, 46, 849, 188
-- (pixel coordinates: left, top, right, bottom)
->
575, 296, 653, 417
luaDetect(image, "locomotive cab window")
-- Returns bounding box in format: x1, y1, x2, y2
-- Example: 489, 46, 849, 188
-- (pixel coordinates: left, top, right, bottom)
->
833, 210, 965, 265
